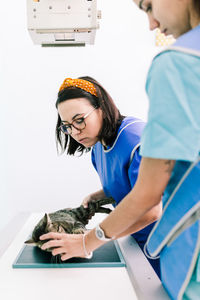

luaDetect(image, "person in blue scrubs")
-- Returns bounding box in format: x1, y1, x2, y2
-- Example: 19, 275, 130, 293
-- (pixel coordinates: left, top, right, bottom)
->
40, 1, 200, 298
132, 1, 200, 299
53, 76, 161, 275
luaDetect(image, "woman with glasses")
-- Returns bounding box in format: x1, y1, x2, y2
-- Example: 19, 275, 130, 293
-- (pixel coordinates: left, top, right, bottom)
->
42, 76, 161, 276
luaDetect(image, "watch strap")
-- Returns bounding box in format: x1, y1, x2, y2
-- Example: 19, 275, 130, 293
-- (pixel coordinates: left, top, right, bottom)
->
95, 224, 113, 241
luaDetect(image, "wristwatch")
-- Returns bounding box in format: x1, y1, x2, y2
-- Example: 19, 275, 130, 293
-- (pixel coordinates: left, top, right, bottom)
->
95, 224, 113, 241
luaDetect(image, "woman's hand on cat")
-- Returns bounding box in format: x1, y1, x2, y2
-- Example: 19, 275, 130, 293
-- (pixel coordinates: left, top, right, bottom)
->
82, 194, 96, 208
82, 189, 106, 208
40, 232, 86, 260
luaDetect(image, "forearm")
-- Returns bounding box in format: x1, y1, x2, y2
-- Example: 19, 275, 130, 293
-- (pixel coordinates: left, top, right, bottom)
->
85, 158, 174, 253
90, 189, 106, 200
115, 201, 162, 238
85, 185, 161, 252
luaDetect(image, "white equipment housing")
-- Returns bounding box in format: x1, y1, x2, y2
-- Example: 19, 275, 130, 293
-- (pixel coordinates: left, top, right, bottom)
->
27, 0, 101, 47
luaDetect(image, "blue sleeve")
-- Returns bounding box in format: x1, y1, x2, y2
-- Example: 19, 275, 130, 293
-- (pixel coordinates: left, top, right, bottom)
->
128, 146, 141, 188
91, 148, 97, 171
140, 51, 200, 162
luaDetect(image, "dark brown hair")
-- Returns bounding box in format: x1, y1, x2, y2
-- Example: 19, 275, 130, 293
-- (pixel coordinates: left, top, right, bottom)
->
190, 0, 200, 32
194, 0, 200, 14
55, 76, 124, 155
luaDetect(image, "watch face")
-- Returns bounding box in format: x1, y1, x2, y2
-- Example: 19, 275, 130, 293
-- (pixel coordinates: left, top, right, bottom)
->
97, 229, 103, 239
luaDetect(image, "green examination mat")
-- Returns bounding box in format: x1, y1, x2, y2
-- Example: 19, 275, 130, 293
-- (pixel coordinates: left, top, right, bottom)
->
12, 240, 125, 268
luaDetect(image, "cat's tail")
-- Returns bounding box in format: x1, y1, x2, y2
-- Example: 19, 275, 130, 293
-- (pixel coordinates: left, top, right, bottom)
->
71, 197, 115, 225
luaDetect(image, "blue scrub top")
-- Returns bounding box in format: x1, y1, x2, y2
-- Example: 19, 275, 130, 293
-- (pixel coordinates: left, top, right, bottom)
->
140, 31, 200, 298
91, 117, 156, 244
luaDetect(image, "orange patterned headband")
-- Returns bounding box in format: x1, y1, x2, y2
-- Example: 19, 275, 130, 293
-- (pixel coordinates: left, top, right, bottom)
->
59, 78, 97, 97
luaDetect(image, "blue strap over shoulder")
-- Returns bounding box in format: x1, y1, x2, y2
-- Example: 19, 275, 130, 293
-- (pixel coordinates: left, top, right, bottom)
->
173, 25, 200, 52
147, 157, 200, 257
164, 25, 200, 57
153, 25, 200, 61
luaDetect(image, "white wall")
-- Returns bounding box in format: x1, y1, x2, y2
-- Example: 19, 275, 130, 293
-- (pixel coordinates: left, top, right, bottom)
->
0, 0, 158, 231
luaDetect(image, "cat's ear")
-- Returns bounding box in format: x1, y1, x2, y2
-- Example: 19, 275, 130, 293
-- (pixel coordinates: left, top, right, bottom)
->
44, 213, 52, 226
24, 238, 37, 246
44, 213, 54, 230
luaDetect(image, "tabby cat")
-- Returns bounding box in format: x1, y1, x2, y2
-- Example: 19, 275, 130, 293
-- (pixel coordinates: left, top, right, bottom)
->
25, 197, 115, 251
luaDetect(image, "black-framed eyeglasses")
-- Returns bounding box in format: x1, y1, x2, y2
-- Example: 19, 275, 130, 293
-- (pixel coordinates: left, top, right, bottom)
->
59, 106, 97, 135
